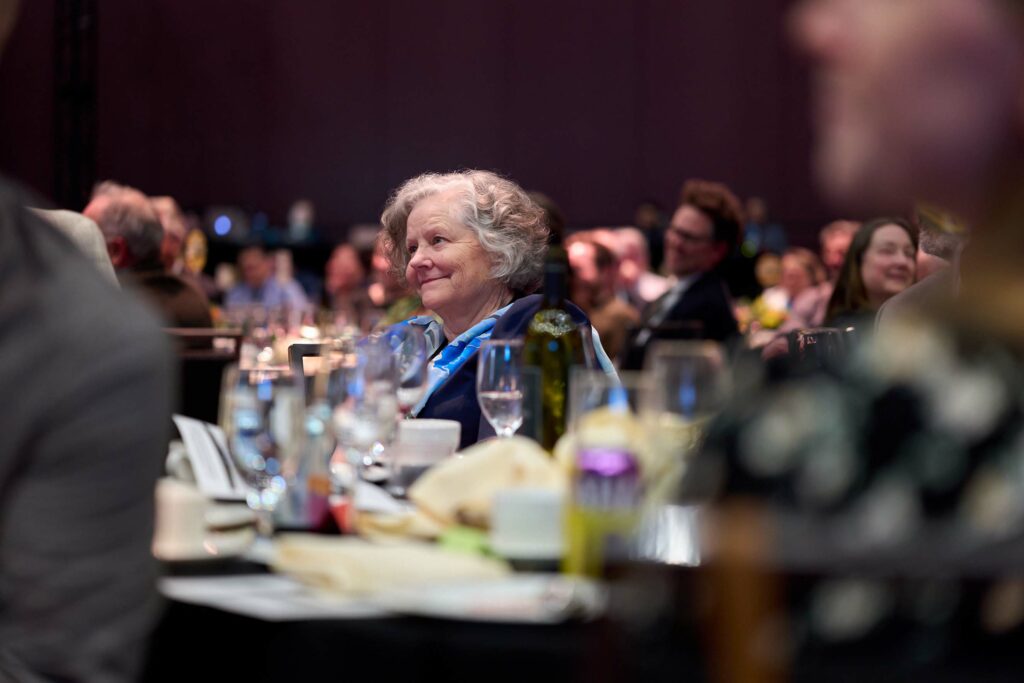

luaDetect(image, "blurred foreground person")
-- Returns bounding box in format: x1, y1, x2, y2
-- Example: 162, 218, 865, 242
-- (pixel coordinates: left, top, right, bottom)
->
0, 10, 172, 680
691, 1, 1024, 675
29, 208, 118, 285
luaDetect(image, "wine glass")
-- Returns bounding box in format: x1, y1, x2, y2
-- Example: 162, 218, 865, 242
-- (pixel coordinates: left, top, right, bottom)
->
640, 341, 729, 503
331, 334, 399, 483
220, 364, 305, 537
477, 339, 524, 438
384, 325, 429, 416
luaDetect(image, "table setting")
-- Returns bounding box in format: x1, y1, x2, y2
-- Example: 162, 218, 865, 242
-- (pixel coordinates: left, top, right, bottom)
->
144, 328, 729, 682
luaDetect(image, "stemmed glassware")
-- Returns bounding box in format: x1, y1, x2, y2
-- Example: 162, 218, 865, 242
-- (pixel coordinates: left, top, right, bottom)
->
476, 339, 525, 438
384, 325, 429, 417
331, 334, 399, 484
219, 364, 305, 537
641, 341, 729, 473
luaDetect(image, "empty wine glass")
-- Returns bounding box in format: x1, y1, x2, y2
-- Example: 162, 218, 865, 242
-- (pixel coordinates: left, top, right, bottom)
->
477, 339, 524, 438
643, 340, 728, 466
331, 334, 399, 483
220, 364, 305, 537
384, 325, 429, 417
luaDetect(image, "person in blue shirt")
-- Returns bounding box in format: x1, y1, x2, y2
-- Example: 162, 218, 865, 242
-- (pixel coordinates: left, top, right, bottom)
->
224, 245, 309, 310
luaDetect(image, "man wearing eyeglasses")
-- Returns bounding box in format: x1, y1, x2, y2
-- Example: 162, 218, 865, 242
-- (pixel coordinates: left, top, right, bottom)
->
619, 179, 741, 370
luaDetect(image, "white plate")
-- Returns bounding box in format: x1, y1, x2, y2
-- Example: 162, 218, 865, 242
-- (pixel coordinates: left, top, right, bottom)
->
372, 574, 606, 624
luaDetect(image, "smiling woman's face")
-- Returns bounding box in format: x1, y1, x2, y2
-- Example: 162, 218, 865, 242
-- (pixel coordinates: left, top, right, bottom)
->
404, 191, 503, 325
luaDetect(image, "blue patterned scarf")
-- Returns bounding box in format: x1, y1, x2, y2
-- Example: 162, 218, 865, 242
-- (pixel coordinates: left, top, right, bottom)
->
393, 303, 513, 417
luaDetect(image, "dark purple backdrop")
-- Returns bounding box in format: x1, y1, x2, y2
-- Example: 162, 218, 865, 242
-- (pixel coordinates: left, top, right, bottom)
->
0, 0, 830, 243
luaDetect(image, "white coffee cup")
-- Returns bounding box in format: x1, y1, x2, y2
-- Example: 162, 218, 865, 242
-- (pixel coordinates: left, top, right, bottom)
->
490, 487, 565, 561
389, 419, 461, 492
152, 478, 209, 560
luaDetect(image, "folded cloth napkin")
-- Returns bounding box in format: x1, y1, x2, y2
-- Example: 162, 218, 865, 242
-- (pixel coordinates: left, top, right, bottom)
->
408, 436, 565, 529
271, 534, 509, 595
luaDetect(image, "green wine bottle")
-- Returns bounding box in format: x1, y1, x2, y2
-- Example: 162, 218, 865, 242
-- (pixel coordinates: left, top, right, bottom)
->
522, 248, 584, 451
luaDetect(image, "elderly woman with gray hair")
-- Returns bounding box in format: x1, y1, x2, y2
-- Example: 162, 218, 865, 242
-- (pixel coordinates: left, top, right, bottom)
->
381, 169, 613, 448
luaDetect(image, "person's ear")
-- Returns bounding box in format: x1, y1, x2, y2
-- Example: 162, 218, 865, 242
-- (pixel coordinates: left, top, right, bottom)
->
106, 236, 130, 269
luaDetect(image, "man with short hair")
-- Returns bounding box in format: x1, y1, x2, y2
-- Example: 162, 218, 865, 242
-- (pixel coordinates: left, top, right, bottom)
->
568, 236, 640, 362
619, 179, 741, 369
85, 181, 212, 327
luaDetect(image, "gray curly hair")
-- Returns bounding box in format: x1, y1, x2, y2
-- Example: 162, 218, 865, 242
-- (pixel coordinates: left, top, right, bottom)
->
380, 170, 549, 293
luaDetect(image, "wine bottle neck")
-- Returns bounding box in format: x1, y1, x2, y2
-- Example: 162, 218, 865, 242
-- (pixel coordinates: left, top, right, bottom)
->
541, 262, 567, 307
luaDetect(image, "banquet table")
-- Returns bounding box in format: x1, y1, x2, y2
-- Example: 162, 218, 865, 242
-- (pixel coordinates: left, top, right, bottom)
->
140, 556, 703, 683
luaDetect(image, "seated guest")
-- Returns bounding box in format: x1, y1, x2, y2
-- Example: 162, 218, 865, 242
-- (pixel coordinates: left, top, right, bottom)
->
84, 181, 212, 328
29, 208, 118, 285
760, 247, 825, 312
225, 245, 310, 311
824, 217, 917, 331
151, 194, 220, 300
610, 227, 670, 308
0, 9, 172, 675
748, 247, 826, 348
368, 236, 424, 328
619, 179, 742, 370
380, 170, 612, 448
784, 219, 859, 329
324, 243, 373, 328
568, 235, 639, 361
876, 206, 966, 333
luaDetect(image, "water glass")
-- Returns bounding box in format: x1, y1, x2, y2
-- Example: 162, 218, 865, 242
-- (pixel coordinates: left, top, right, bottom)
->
219, 364, 305, 536
331, 334, 399, 482
384, 325, 429, 416
477, 339, 524, 438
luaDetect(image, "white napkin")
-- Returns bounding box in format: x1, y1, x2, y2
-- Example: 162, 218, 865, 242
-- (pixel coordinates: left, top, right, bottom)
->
271, 534, 509, 595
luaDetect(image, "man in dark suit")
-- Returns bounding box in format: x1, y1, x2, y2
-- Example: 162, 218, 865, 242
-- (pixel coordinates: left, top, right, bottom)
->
620, 179, 741, 369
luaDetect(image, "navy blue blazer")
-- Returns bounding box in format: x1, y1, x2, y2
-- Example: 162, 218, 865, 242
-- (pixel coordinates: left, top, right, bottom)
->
619, 270, 738, 370
416, 294, 594, 449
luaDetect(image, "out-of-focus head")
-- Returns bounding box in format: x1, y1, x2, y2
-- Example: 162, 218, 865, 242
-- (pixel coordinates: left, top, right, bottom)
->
238, 246, 271, 289
819, 219, 859, 277
780, 247, 825, 299
568, 236, 617, 305
83, 181, 164, 271
151, 196, 187, 271
746, 196, 768, 224
633, 201, 665, 232
665, 179, 744, 278
325, 243, 366, 295
612, 227, 651, 287
527, 191, 566, 246
755, 252, 783, 289
792, 0, 1024, 215
827, 217, 917, 319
